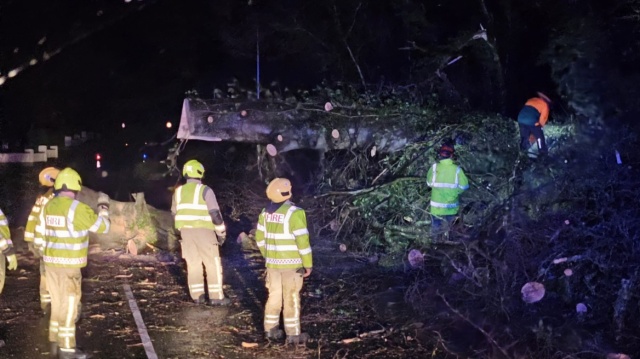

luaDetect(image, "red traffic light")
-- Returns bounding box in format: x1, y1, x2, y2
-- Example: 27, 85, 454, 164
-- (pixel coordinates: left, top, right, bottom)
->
96, 153, 101, 160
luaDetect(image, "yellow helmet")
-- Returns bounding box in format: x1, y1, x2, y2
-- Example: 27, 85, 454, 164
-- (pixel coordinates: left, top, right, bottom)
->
54, 167, 82, 192
182, 159, 205, 179
266, 178, 292, 202
39, 167, 60, 187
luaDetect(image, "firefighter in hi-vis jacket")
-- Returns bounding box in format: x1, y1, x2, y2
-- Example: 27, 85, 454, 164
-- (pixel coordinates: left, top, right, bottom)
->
34, 167, 110, 359
24, 167, 60, 313
172, 159, 230, 306
255, 178, 312, 345
1, 207, 18, 294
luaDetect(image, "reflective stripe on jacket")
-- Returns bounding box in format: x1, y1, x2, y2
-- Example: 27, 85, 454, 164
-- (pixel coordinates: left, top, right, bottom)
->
173, 183, 215, 230
25, 189, 55, 242
34, 196, 110, 268
517, 97, 549, 127
0, 208, 15, 256
255, 202, 313, 269
426, 159, 469, 216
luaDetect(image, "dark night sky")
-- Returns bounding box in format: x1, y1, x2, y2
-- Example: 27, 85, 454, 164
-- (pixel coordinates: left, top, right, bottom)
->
3, 0, 628, 145
1, 1, 262, 142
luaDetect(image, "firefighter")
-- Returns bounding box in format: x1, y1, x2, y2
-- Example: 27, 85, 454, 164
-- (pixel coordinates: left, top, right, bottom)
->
34, 167, 110, 359
517, 91, 552, 157
172, 159, 230, 305
426, 144, 469, 239
24, 167, 60, 313
255, 178, 312, 345
1, 207, 19, 294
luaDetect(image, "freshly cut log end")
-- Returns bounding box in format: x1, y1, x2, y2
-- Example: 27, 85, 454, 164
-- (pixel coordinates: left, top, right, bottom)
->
324, 102, 334, 111
266, 144, 278, 156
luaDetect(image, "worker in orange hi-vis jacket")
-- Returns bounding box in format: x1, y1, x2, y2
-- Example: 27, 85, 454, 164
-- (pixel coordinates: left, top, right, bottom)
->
517, 91, 552, 157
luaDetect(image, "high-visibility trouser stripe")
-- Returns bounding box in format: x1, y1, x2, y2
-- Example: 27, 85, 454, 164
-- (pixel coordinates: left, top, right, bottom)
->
284, 317, 300, 328
41, 293, 52, 303
0, 219, 7, 225
430, 201, 459, 209
50, 320, 59, 334
288, 291, 301, 335
0, 238, 12, 248
63, 295, 76, 348
214, 257, 223, 298
265, 314, 279, 326
189, 284, 205, 295
24, 232, 35, 239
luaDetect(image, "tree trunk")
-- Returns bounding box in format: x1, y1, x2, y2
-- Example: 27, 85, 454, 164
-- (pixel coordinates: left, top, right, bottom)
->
77, 187, 177, 254
176, 98, 424, 155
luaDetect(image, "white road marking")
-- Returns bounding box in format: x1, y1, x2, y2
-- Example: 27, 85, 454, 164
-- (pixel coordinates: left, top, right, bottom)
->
123, 284, 158, 359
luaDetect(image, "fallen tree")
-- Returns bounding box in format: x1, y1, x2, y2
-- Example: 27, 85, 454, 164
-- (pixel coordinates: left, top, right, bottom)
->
175, 91, 439, 155
78, 187, 178, 255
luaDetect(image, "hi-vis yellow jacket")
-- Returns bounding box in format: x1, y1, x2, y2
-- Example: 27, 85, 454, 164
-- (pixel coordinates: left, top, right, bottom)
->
173, 182, 223, 231
0, 208, 15, 256
34, 196, 110, 268
24, 188, 55, 243
426, 159, 469, 216
255, 202, 312, 270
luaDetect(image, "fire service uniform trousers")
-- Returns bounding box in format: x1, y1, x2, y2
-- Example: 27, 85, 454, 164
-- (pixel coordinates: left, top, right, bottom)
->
46, 266, 82, 350
180, 228, 224, 301
40, 259, 52, 311
264, 268, 304, 336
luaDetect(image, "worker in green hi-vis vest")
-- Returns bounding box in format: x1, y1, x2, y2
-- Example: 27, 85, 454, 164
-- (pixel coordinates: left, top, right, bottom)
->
426, 144, 469, 240
172, 159, 230, 306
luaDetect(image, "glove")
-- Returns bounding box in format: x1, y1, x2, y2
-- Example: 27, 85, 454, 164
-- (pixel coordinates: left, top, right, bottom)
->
215, 224, 226, 246
7, 254, 17, 270
216, 231, 226, 246
97, 192, 110, 217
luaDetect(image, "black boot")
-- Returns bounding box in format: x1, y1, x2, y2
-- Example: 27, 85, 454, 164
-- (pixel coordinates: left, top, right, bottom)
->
265, 328, 284, 341
209, 297, 231, 306
48, 342, 58, 359
58, 348, 88, 359
286, 333, 310, 345
193, 294, 205, 304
